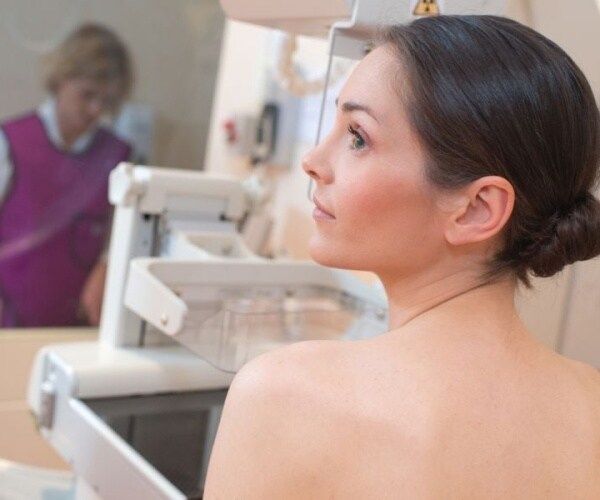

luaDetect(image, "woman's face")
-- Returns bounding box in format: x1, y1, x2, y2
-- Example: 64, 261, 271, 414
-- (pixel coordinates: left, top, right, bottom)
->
54, 76, 120, 137
303, 46, 448, 278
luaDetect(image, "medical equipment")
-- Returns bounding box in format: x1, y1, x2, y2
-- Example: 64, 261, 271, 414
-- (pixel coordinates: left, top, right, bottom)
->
27, 162, 387, 499
27, 1, 507, 498
221, 0, 506, 59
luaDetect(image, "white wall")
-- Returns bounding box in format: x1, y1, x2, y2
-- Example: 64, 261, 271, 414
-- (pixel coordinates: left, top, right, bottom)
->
205, 21, 271, 176
205, 23, 342, 261
205, 24, 348, 258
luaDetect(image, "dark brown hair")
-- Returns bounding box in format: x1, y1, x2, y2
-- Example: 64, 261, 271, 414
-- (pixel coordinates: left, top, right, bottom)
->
382, 16, 600, 285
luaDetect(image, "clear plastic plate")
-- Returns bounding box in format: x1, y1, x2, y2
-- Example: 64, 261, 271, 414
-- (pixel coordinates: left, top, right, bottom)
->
178, 285, 387, 373
125, 258, 388, 373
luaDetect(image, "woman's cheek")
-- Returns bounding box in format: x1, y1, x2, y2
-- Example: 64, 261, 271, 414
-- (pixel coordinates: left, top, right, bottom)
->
341, 180, 398, 224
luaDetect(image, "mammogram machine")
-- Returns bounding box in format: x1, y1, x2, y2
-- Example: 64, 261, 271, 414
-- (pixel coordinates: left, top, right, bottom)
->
27, 1, 506, 498
28, 163, 388, 498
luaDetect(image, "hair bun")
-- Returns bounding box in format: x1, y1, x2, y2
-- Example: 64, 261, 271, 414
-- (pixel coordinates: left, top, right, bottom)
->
523, 193, 600, 277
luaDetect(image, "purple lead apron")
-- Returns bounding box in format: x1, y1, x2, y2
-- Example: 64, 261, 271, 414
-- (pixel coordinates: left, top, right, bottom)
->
0, 113, 130, 327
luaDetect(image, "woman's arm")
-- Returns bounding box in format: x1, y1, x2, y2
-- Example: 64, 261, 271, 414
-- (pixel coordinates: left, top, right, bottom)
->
0, 131, 14, 203
79, 208, 115, 326
78, 143, 132, 326
79, 260, 107, 326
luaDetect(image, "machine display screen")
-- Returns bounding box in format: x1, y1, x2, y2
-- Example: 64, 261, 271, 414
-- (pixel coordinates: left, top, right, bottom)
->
84, 389, 228, 499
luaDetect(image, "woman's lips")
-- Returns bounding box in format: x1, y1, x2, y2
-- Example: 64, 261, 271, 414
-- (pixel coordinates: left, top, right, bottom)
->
312, 196, 335, 220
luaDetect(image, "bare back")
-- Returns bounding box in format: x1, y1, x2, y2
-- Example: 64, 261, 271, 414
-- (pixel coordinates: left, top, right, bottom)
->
280, 333, 600, 499
206, 326, 600, 499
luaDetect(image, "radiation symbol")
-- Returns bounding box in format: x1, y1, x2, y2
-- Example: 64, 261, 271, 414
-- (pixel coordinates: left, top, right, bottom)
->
413, 0, 440, 16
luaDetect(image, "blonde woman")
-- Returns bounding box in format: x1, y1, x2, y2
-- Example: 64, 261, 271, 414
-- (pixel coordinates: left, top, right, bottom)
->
0, 24, 133, 327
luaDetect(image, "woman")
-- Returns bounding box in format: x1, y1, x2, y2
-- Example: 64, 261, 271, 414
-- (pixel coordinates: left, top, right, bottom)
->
205, 16, 600, 499
0, 24, 133, 327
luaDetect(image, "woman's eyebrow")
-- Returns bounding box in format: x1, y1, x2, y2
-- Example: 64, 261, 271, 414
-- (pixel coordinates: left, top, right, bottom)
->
335, 98, 380, 124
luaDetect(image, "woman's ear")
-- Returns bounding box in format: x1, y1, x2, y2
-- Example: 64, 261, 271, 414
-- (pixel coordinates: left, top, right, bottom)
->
444, 176, 515, 246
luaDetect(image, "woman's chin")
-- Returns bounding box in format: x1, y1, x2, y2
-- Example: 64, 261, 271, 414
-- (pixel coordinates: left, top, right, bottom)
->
308, 240, 337, 267
308, 240, 357, 270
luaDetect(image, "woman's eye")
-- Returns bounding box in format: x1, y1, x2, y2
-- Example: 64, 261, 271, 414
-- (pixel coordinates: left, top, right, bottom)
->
348, 125, 366, 151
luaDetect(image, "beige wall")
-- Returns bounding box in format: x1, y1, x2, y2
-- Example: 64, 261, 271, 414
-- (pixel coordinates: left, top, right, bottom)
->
0, 330, 96, 469
0, 0, 225, 170
525, 0, 600, 97
508, 0, 600, 355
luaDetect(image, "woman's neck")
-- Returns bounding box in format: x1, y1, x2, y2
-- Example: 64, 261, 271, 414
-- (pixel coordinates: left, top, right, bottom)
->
381, 269, 518, 332
57, 121, 84, 149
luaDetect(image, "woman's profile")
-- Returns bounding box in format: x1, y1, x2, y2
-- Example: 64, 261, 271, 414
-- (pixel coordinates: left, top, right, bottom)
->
205, 15, 600, 499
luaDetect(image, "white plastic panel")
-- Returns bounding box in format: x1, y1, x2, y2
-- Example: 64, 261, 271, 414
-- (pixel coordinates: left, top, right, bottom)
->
28, 342, 233, 409
124, 258, 387, 372
219, 0, 507, 42
219, 0, 353, 37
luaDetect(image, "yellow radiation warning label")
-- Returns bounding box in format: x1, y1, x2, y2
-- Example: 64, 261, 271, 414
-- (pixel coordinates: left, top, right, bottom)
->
413, 0, 440, 16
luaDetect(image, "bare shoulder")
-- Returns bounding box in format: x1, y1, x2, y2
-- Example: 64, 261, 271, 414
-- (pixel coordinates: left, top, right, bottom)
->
204, 341, 354, 499
559, 355, 600, 405
553, 356, 600, 476
227, 339, 354, 410
536, 350, 600, 460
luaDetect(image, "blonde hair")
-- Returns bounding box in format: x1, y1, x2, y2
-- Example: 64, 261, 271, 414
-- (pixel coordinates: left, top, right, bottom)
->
42, 23, 133, 110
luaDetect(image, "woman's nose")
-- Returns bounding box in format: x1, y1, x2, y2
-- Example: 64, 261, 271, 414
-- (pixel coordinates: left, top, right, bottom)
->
89, 102, 103, 118
302, 144, 332, 183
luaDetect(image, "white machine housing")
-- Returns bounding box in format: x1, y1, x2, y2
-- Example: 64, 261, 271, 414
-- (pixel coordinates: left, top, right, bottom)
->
221, 0, 507, 58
